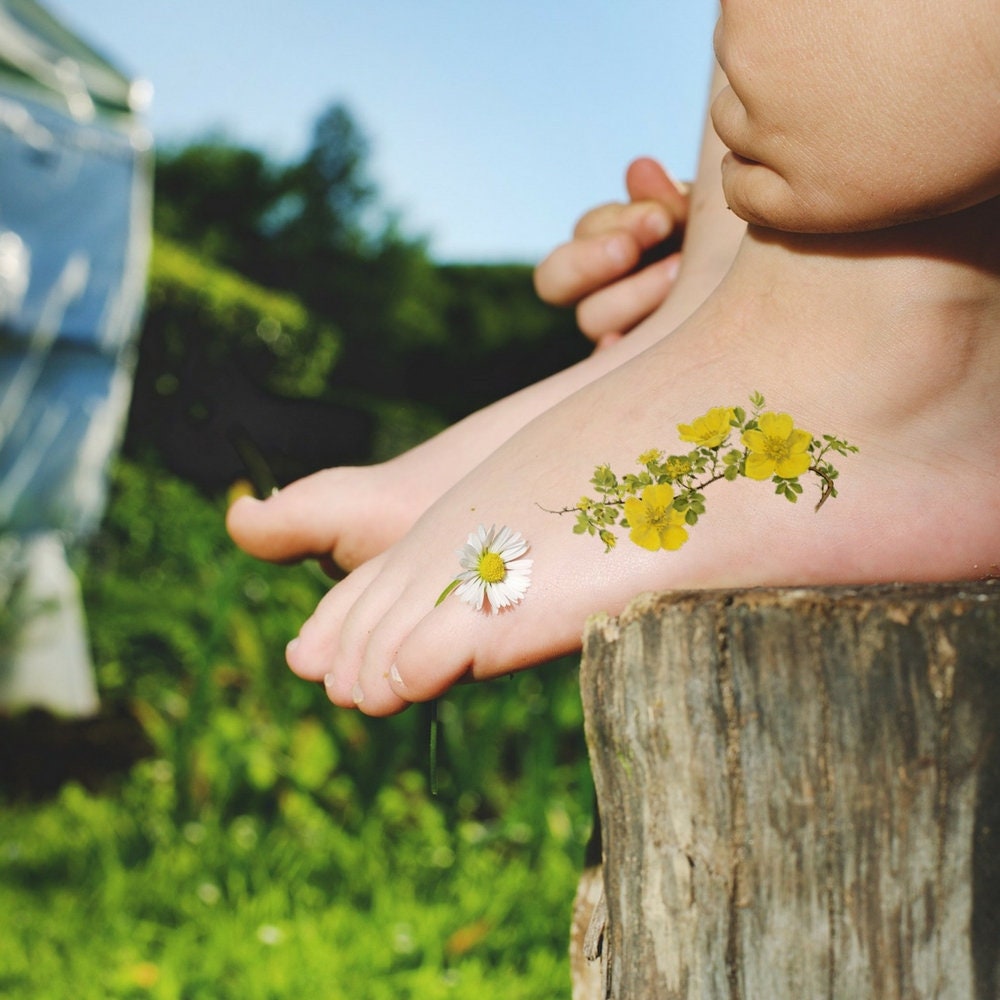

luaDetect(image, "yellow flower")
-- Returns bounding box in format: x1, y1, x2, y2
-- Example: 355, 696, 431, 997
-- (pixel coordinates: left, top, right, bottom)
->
663, 455, 692, 479
624, 483, 689, 551
741, 412, 813, 480
637, 448, 663, 466
677, 406, 735, 448
126, 963, 160, 989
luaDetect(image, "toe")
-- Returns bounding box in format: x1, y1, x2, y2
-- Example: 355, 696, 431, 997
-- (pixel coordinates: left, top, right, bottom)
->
285, 560, 381, 689
227, 468, 405, 571
226, 472, 344, 563
388, 575, 590, 703
387, 606, 476, 704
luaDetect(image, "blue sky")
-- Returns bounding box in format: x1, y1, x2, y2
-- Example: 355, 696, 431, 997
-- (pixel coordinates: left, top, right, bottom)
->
55, 1, 717, 263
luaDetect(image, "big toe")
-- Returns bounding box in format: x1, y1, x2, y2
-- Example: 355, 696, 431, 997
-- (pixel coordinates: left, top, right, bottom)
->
225, 469, 349, 562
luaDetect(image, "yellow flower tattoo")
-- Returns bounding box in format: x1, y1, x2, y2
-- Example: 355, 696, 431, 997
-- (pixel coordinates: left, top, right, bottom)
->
550, 393, 858, 554
741, 412, 813, 480
624, 484, 689, 552
677, 406, 735, 449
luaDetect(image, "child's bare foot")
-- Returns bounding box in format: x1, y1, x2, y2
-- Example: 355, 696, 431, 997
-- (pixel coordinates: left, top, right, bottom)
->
225, 204, 740, 571
224, 316, 680, 571
287, 215, 1000, 715
227, 72, 743, 573
223, 284, 708, 572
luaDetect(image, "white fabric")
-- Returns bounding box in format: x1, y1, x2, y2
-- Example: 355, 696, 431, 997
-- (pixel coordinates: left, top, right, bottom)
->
0, 531, 98, 716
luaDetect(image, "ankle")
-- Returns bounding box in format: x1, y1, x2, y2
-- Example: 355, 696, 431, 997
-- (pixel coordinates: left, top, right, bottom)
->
729, 220, 1000, 353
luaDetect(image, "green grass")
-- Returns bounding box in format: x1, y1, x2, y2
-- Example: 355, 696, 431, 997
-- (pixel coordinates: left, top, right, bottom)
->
0, 460, 593, 998
0, 771, 584, 998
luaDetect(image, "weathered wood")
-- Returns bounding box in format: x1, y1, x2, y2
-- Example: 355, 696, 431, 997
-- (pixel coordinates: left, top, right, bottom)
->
569, 817, 606, 1000
579, 581, 1000, 1000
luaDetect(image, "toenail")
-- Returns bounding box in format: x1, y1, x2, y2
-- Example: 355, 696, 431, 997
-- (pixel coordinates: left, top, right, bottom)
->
286, 637, 300, 660
389, 663, 405, 688
351, 683, 365, 706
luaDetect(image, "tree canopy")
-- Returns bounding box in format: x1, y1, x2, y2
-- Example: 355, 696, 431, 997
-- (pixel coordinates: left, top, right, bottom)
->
141, 100, 586, 491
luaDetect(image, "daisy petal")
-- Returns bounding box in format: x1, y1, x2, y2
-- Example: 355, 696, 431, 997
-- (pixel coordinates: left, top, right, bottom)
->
442, 524, 532, 614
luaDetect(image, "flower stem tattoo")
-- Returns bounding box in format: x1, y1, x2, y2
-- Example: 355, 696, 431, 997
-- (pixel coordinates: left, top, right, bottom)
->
553, 392, 858, 553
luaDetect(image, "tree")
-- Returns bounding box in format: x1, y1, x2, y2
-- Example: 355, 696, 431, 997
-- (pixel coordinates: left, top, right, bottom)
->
153, 139, 282, 274
272, 102, 375, 255
148, 101, 587, 468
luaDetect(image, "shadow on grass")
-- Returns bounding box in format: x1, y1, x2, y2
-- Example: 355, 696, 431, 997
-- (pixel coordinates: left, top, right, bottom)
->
0, 706, 152, 801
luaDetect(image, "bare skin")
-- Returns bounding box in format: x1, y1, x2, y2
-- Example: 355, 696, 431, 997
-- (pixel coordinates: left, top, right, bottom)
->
534, 155, 689, 349
226, 68, 744, 572
288, 200, 1000, 715
260, 0, 1000, 717
711, 0, 1000, 229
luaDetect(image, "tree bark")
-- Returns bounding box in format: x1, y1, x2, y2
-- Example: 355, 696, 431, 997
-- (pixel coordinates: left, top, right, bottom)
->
578, 582, 1000, 1000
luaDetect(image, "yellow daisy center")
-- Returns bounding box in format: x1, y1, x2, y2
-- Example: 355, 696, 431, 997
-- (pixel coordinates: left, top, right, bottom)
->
477, 551, 506, 583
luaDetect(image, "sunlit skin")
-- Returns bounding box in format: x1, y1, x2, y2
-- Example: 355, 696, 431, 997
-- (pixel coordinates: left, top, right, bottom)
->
711, 0, 1000, 231
288, 202, 1000, 716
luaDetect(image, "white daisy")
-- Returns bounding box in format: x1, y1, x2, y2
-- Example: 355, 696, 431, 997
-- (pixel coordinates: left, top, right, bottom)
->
446, 524, 532, 614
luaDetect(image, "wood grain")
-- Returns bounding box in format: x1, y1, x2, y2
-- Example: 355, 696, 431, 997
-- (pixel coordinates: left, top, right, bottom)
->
578, 582, 1000, 1000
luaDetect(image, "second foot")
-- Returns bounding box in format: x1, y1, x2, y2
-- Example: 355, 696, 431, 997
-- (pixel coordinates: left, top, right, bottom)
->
285, 324, 1000, 715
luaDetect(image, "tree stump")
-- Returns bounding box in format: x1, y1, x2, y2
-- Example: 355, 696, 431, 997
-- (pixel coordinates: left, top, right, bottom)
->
578, 582, 1000, 1000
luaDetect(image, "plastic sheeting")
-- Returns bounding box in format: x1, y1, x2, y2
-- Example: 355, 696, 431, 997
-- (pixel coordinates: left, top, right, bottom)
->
0, 80, 151, 537
0, 0, 151, 714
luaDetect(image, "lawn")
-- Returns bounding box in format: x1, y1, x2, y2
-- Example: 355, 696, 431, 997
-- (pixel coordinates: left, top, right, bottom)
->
0, 461, 593, 999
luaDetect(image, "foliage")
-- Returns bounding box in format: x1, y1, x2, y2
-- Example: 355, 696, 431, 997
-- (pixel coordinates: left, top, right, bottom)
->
0, 459, 592, 996
152, 105, 587, 417
273, 103, 377, 256
1, 459, 591, 997
153, 140, 286, 270
142, 111, 586, 496
0, 774, 582, 999
142, 236, 341, 399
152, 106, 437, 401
405, 264, 586, 423
126, 236, 375, 491
154, 104, 376, 275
